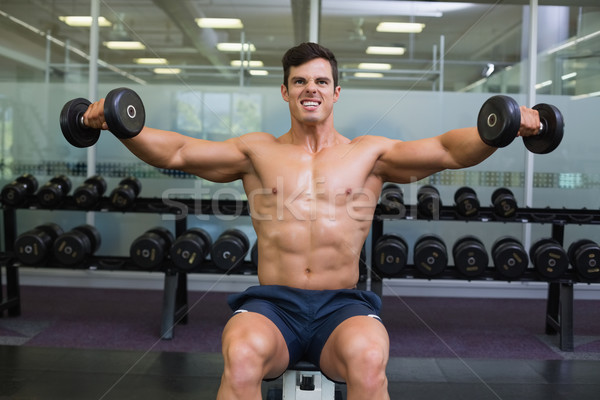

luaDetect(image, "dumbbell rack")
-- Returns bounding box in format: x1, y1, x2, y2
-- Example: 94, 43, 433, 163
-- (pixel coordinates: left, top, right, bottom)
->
370, 204, 600, 352
0, 195, 256, 340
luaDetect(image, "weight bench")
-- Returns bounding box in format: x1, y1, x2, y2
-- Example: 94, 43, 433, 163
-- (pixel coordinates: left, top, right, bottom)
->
275, 360, 343, 400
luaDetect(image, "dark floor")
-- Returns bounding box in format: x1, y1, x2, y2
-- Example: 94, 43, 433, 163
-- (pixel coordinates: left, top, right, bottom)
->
2, 345, 600, 400
1, 285, 600, 399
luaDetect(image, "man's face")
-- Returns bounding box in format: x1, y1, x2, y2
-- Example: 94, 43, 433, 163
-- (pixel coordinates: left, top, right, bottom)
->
281, 58, 341, 125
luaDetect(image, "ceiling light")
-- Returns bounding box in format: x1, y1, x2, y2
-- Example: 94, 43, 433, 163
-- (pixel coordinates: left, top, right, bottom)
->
354, 72, 384, 78
103, 41, 146, 50
231, 60, 264, 67
154, 68, 181, 75
561, 72, 577, 80
535, 80, 552, 90
135, 58, 168, 65
249, 70, 269, 76
196, 18, 243, 29
366, 46, 405, 56
358, 63, 392, 70
59, 16, 112, 27
217, 43, 256, 52
376, 22, 425, 33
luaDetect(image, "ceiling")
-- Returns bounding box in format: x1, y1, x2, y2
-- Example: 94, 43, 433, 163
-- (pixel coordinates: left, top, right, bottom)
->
0, 0, 597, 91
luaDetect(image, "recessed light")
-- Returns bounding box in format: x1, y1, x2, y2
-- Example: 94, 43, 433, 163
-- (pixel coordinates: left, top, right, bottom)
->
103, 41, 146, 50
354, 72, 384, 78
135, 58, 168, 65
217, 43, 256, 52
249, 70, 269, 76
376, 22, 426, 33
358, 63, 392, 70
231, 60, 264, 67
196, 18, 243, 29
366, 46, 405, 56
154, 68, 181, 75
59, 16, 112, 27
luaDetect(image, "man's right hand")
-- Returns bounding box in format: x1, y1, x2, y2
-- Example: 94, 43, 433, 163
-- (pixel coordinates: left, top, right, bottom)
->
83, 99, 109, 131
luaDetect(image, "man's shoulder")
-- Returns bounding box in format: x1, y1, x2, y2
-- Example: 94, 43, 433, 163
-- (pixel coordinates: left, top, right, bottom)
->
349, 134, 397, 146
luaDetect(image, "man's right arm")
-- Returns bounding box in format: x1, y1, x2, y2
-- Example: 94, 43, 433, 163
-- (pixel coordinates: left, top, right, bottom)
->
83, 98, 252, 183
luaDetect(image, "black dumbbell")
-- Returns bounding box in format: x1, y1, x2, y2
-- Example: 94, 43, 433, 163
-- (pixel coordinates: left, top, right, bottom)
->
73, 175, 107, 209
454, 186, 480, 218
568, 239, 600, 281
373, 234, 408, 277
477, 95, 564, 154
14, 223, 64, 265
413, 235, 448, 276
110, 176, 141, 209
1, 174, 38, 207
492, 236, 529, 279
529, 238, 569, 279
379, 184, 406, 217
492, 188, 517, 219
130, 227, 175, 270
452, 236, 489, 277
210, 229, 250, 272
60, 87, 145, 148
53, 224, 101, 267
417, 185, 442, 219
37, 175, 72, 208
170, 228, 213, 272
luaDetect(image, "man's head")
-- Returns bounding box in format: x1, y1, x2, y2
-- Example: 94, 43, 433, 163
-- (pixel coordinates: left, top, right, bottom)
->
282, 42, 339, 91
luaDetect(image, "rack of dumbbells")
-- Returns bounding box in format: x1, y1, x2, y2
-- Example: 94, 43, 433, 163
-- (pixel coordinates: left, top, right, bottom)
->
372, 183, 600, 351
0, 173, 257, 339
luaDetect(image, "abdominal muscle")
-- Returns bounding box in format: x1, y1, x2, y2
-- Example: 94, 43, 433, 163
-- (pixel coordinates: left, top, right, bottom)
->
250, 194, 374, 290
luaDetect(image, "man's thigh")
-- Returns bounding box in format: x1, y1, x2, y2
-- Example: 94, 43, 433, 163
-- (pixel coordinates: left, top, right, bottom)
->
318, 315, 390, 383
222, 311, 290, 380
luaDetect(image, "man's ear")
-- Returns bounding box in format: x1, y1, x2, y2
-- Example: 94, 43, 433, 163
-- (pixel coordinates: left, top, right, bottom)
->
333, 85, 341, 103
281, 84, 289, 102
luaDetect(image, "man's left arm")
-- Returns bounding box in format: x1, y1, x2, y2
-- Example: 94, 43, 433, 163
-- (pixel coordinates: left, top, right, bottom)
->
374, 106, 541, 183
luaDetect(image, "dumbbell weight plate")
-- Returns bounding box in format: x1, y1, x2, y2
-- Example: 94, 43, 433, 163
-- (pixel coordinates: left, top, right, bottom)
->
454, 187, 480, 218
59, 98, 101, 148
170, 228, 212, 272
211, 229, 249, 271
477, 95, 521, 148
15, 223, 64, 265
380, 184, 406, 217
1, 174, 38, 207
413, 235, 448, 276
492, 236, 528, 279
568, 239, 600, 281
453, 237, 488, 277
524, 103, 564, 154
530, 238, 568, 279
417, 185, 442, 218
130, 227, 174, 270
104, 88, 146, 139
492, 188, 517, 218
53, 225, 100, 266
373, 234, 408, 277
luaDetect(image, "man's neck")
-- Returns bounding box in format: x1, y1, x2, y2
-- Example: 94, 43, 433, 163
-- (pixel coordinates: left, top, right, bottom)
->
287, 122, 341, 153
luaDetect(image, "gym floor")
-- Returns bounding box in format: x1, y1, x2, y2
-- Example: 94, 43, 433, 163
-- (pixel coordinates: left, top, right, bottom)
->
2, 346, 600, 399
1, 286, 599, 399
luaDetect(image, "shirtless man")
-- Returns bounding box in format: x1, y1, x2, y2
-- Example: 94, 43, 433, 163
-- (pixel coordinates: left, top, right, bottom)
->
82, 42, 541, 399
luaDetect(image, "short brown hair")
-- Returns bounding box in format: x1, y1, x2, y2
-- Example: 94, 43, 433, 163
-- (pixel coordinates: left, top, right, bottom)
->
281, 42, 339, 90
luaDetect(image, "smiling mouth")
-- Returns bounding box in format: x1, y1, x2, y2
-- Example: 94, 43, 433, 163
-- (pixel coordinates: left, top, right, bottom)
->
301, 100, 320, 107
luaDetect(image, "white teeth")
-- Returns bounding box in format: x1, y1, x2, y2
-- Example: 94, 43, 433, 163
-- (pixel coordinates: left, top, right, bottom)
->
303, 101, 319, 106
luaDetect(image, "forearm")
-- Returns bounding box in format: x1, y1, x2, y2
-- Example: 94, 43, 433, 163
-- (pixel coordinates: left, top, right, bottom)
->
439, 127, 496, 169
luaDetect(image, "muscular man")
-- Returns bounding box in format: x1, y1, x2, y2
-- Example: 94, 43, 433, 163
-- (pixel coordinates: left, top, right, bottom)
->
83, 42, 541, 399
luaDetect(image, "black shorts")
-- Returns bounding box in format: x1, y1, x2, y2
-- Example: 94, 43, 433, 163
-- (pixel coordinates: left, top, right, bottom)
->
227, 285, 382, 368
